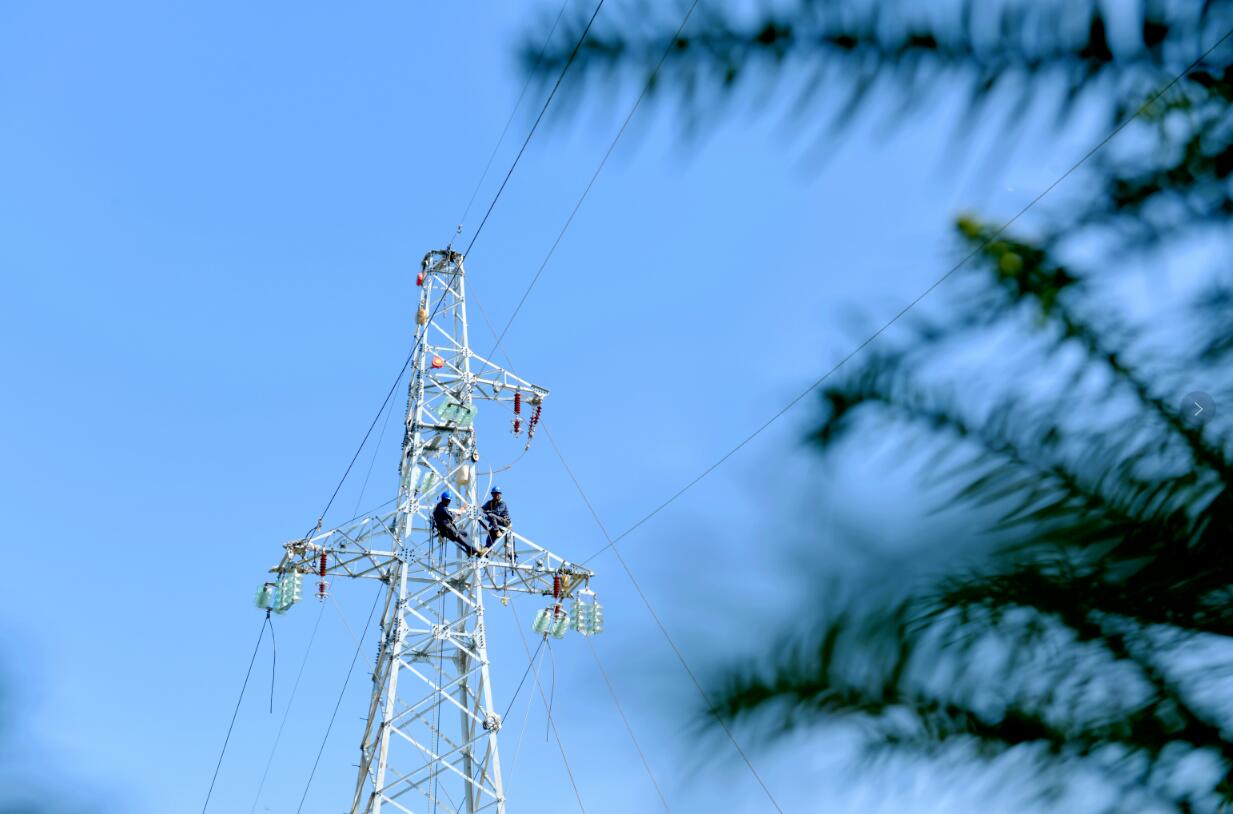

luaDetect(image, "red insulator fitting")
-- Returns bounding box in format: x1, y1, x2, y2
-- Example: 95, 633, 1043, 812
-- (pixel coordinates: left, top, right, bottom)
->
514, 392, 522, 415
527, 404, 543, 439
513, 418, 521, 436
320, 551, 328, 578
552, 574, 561, 599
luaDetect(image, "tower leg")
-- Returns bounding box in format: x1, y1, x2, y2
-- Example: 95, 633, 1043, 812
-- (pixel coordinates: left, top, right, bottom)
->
364, 560, 410, 814
475, 581, 507, 813
351, 582, 399, 813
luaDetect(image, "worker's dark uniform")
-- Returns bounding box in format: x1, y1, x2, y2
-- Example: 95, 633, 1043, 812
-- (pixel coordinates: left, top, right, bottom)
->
433, 500, 478, 557
481, 497, 511, 546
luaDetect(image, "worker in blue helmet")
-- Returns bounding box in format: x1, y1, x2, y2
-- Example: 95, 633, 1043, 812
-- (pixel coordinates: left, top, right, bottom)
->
433, 492, 479, 557
481, 487, 512, 551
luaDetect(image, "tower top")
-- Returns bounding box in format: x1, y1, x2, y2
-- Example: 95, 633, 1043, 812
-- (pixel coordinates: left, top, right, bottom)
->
421, 247, 465, 271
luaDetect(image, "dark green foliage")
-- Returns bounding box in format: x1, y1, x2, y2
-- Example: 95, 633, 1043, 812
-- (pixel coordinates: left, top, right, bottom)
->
522, 0, 1233, 810
525, 0, 1233, 235
526, 1, 1231, 135
710, 200, 1233, 809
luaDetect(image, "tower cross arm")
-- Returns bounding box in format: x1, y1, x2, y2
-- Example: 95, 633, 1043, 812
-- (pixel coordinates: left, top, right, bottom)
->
269, 512, 403, 583
469, 528, 596, 598
265, 511, 596, 596
465, 351, 549, 405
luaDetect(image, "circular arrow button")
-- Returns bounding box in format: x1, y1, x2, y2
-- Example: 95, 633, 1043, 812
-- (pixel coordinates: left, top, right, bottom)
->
1180, 391, 1215, 427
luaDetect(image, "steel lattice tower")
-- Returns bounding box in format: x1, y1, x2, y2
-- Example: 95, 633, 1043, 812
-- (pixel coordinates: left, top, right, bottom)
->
264, 249, 597, 814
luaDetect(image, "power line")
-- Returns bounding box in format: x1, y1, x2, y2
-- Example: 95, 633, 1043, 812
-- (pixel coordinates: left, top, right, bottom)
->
305, 1, 603, 536
319, 495, 399, 534
248, 601, 328, 814
294, 590, 383, 814
200, 612, 272, 814
583, 636, 673, 813
446, 3, 807, 799
508, 648, 542, 773
308, 251, 461, 536
543, 430, 785, 812
486, 0, 702, 360
461, 0, 607, 259
503, 637, 548, 721
208, 394, 391, 811
308, 354, 413, 535
350, 371, 400, 520
545, 641, 558, 742
478, 25, 1233, 785
483, 26, 1233, 809
475, 280, 779, 805
454, 0, 575, 232
329, 593, 363, 647
508, 602, 588, 813
577, 24, 1233, 567
445, 3, 710, 800
467, 290, 680, 811
467, 292, 682, 811
266, 616, 277, 715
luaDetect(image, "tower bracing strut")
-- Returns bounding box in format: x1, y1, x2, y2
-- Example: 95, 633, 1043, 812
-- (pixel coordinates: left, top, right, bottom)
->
263, 249, 597, 814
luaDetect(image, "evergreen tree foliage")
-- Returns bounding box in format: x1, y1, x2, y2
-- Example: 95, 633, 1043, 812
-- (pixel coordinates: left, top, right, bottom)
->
524, 1, 1233, 809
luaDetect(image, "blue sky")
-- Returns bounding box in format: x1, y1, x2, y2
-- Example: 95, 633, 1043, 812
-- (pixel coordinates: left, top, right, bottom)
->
0, 3, 1140, 813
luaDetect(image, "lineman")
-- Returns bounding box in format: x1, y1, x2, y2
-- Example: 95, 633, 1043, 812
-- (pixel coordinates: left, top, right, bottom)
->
481, 487, 511, 549
432, 492, 480, 557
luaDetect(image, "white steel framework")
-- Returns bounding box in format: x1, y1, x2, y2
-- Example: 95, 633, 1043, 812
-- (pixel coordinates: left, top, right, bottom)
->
267, 249, 595, 814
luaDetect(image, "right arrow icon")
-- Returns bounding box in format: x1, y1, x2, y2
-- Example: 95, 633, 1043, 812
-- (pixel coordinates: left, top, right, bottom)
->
1181, 391, 1214, 426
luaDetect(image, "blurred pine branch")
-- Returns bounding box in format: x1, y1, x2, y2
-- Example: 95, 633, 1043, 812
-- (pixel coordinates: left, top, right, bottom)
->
522, 1, 1233, 810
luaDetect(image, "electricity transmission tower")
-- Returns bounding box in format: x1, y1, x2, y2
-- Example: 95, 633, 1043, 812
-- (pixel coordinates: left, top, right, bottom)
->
261, 249, 600, 814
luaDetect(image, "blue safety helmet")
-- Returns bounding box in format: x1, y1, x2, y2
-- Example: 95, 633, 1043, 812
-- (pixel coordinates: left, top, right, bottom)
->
439, 492, 452, 502
491, 487, 502, 495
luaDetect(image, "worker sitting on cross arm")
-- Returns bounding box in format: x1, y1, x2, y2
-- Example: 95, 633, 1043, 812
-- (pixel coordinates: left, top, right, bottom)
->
481, 487, 511, 549
432, 492, 481, 557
